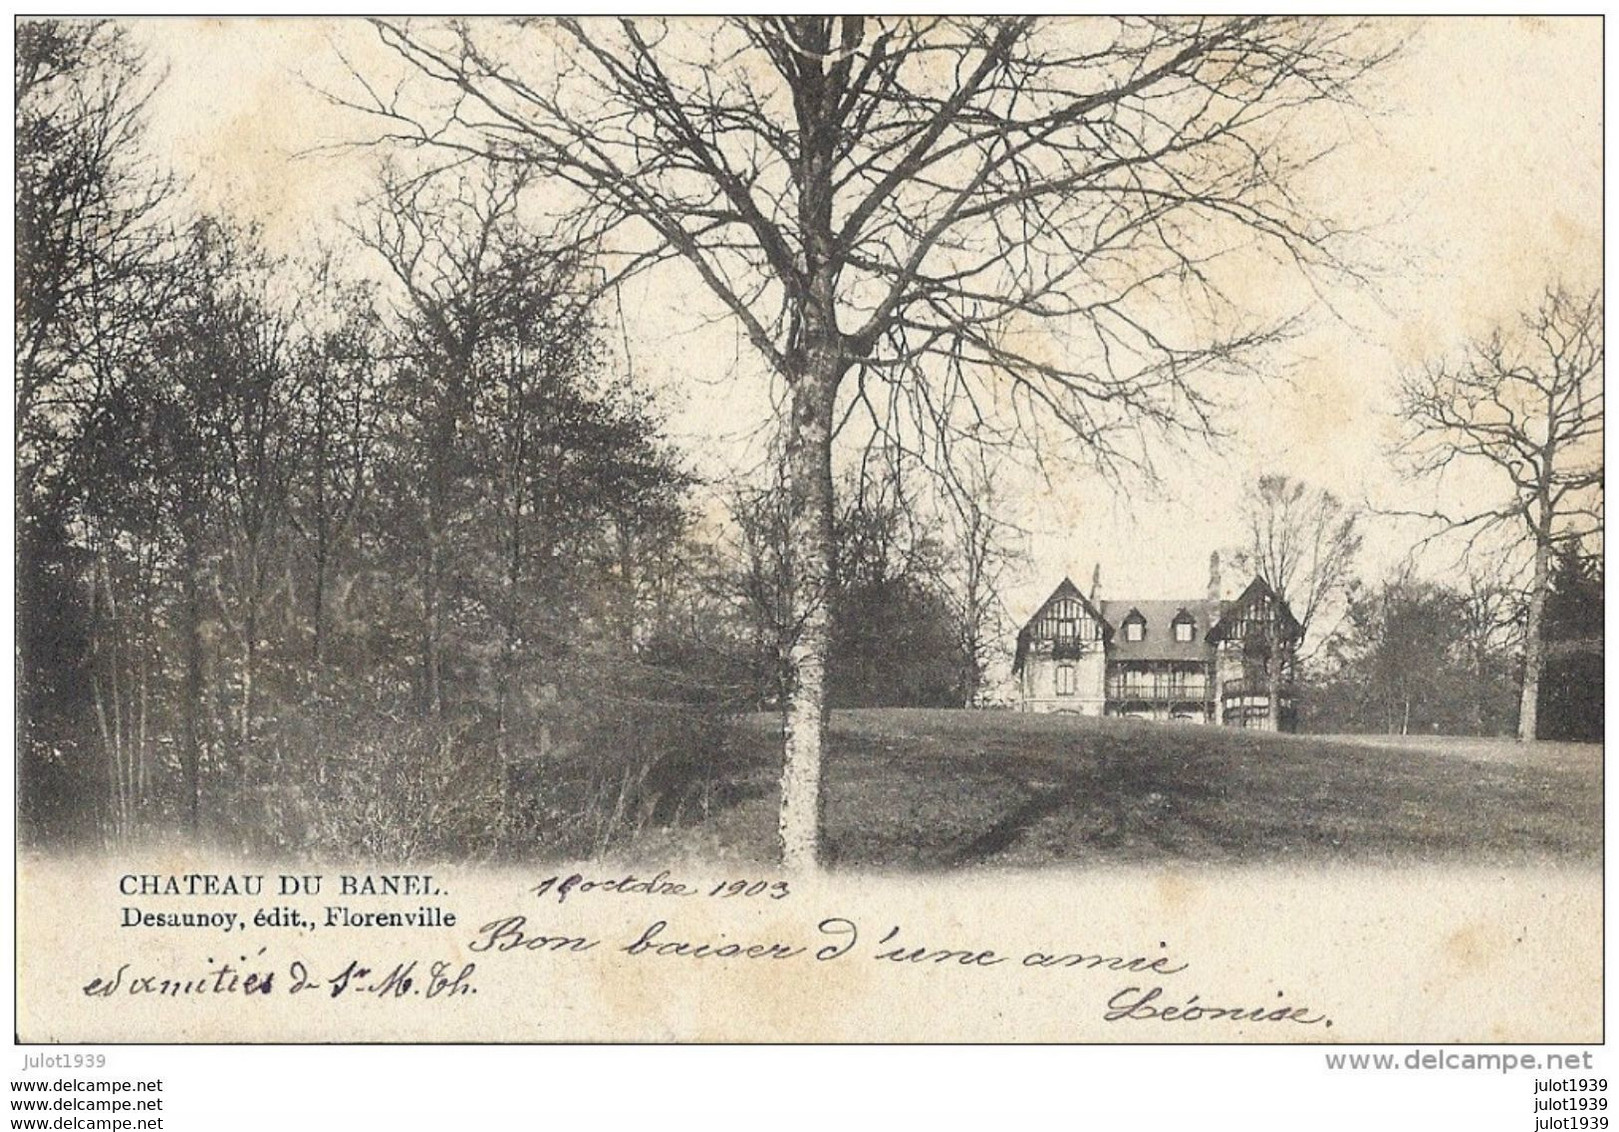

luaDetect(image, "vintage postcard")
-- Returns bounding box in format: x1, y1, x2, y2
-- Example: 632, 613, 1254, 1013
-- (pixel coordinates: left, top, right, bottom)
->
14, 15, 1602, 1046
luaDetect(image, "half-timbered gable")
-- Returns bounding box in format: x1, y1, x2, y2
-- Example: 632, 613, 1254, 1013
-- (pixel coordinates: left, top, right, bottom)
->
1012, 578, 1111, 714
1205, 577, 1302, 647
1206, 577, 1302, 728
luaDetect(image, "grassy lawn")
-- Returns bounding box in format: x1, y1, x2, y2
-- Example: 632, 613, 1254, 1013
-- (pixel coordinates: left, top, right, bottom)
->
644, 708, 1602, 869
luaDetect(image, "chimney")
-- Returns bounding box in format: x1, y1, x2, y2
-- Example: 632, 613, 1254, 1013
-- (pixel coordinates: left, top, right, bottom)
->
1089, 562, 1101, 604
1207, 551, 1222, 603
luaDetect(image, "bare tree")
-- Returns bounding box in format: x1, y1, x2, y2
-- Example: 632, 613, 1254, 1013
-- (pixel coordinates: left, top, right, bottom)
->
207, 256, 301, 756
342, 16, 1392, 867
1396, 285, 1603, 741
1233, 473, 1362, 728
937, 446, 1023, 708
1455, 561, 1524, 736
288, 264, 384, 683
17, 19, 176, 493
143, 218, 295, 829
356, 164, 536, 720
17, 20, 180, 840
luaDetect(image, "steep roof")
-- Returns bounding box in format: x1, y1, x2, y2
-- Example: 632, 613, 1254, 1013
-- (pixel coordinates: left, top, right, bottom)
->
1012, 574, 1303, 671
1017, 577, 1111, 633
1012, 577, 1112, 674
1099, 598, 1223, 662
1205, 576, 1303, 643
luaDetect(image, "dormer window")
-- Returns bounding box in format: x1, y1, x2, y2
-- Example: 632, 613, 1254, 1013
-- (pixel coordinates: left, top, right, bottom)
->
1172, 610, 1196, 643
1123, 610, 1146, 642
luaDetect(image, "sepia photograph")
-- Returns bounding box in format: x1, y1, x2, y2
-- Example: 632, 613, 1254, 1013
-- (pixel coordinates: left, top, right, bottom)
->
10, 12, 1603, 1085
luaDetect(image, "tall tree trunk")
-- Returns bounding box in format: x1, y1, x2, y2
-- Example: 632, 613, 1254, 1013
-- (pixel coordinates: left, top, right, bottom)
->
89, 553, 122, 842
108, 569, 128, 839
779, 366, 838, 871
1265, 637, 1282, 731
312, 380, 331, 679
422, 497, 446, 719
180, 534, 204, 837
1517, 447, 1558, 743
311, 548, 327, 675
498, 377, 528, 773
960, 538, 985, 709
774, 21, 868, 868
1518, 537, 1550, 742
497, 474, 525, 810
241, 604, 256, 748
616, 518, 637, 649
961, 624, 981, 709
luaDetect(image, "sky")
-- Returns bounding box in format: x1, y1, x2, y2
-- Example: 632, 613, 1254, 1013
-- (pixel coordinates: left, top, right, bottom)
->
128, 16, 1603, 626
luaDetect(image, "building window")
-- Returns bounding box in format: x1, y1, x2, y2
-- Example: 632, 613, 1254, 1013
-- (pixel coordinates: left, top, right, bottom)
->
1173, 614, 1195, 643
1123, 612, 1146, 642
1056, 618, 1076, 644
1056, 664, 1075, 696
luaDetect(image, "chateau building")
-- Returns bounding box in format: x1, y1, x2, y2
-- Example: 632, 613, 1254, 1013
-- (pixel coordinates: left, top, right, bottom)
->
1012, 558, 1302, 729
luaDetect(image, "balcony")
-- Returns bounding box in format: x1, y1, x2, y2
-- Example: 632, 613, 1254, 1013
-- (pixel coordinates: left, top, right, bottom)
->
1106, 678, 1211, 703
1049, 640, 1098, 661
1220, 678, 1295, 704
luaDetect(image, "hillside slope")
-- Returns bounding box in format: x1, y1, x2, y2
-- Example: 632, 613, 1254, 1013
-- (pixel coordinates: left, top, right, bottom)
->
640, 709, 1601, 869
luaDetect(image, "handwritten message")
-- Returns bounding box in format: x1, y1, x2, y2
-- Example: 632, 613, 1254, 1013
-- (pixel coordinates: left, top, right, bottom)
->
468, 912, 1330, 1027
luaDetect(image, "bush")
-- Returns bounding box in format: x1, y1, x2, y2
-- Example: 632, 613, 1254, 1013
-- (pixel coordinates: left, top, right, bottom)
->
221, 649, 754, 863
505, 647, 753, 858
231, 702, 506, 862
